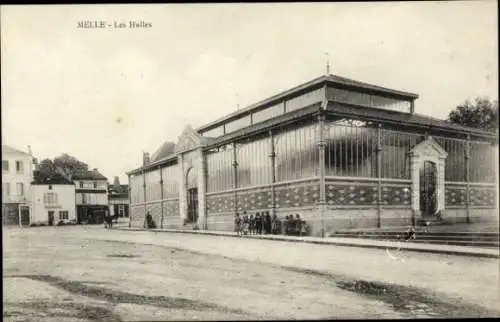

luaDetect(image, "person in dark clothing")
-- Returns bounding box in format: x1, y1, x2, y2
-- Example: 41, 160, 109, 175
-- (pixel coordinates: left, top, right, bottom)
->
283, 215, 289, 235
271, 214, 278, 235
295, 214, 302, 236
249, 214, 255, 235
259, 212, 266, 234
242, 211, 249, 235
265, 212, 272, 234
288, 215, 296, 236
256, 212, 261, 234
104, 210, 113, 229
403, 226, 416, 241
234, 213, 242, 235
145, 212, 156, 229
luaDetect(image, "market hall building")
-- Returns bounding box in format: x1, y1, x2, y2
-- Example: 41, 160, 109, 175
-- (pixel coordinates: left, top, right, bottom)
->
126, 74, 498, 236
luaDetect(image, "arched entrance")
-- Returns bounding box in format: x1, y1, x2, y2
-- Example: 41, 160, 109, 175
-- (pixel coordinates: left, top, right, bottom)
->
419, 160, 437, 216
186, 167, 198, 224
410, 136, 448, 222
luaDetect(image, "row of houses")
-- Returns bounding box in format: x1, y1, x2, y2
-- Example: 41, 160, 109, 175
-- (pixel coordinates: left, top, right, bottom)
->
2, 145, 129, 226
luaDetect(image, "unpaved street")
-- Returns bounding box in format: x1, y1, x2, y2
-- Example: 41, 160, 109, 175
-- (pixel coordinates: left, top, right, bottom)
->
3, 226, 500, 321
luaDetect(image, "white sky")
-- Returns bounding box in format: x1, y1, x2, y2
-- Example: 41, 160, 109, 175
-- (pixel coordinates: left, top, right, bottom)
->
1, 2, 498, 184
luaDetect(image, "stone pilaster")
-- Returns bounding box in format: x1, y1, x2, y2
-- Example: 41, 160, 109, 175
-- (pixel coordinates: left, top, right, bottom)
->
159, 167, 164, 228
410, 154, 420, 225
196, 148, 207, 229
465, 135, 471, 223
269, 129, 276, 218
317, 111, 326, 238
178, 153, 187, 221
437, 157, 446, 214
376, 124, 382, 228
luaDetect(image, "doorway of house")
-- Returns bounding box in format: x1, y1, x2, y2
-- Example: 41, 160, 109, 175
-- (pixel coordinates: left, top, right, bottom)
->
20, 206, 30, 226
48, 211, 55, 226
419, 160, 437, 216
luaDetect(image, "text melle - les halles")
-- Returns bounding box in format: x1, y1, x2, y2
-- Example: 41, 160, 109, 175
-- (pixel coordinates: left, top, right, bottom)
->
77, 20, 152, 29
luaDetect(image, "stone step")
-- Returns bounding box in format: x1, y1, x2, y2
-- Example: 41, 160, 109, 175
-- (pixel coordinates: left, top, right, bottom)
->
332, 232, 499, 238
332, 234, 500, 242
403, 239, 499, 248
334, 235, 499, 243
330, 234, 499, 247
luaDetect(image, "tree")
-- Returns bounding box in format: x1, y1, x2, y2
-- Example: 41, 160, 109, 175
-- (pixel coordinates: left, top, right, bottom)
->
53, 153, 89, 175
33, 158, 56, 182
33, 154, 89, 182
448, 97, 499, 132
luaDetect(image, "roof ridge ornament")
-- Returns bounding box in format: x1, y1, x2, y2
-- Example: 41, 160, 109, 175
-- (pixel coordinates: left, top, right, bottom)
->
325, 52, 330, 75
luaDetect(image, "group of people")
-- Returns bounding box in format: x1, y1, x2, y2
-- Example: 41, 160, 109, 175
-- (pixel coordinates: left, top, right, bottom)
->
234, 211, 308, 236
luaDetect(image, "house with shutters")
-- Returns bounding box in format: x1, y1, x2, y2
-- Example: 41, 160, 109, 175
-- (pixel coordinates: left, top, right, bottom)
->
2, 145, 36, 226
73, 168, 109, 224
30, 173, 76, 226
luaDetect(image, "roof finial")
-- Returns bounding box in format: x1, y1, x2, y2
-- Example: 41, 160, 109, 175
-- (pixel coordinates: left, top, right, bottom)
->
236, 93, 240, 110
325, 52, 330, 75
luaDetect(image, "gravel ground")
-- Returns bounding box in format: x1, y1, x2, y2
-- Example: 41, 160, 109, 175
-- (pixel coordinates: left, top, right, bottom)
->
3, 226, 500, 320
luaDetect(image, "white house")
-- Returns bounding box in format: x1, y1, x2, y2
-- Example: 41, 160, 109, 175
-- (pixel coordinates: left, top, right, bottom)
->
2, 145, 35, 226
30, 173, 76, 226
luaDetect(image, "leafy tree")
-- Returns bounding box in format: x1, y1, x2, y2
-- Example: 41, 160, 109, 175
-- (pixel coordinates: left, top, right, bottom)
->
53, 153, 89, 175
33, 158, 56, 182
33, 154, 89, 182
448, 97, 499, 132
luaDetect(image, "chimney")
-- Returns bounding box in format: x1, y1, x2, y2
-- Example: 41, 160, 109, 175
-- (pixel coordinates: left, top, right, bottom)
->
113, 176, 120, 186
143, 152, 150, 165
93, 168, 98, 173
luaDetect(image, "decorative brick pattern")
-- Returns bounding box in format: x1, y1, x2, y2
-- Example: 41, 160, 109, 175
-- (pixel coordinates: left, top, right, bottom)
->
470, 187, 496, 207
325, 183, 376, 205
206, 193, 235, 215
130, 205, 145, 227
381, 185, 412, 205
163, 199, 180, 217
146, 203, 162, 225
236, 188, 272, 212
445, 186, 466, 206
274, 182, 320, 208
325, 182, 411, 206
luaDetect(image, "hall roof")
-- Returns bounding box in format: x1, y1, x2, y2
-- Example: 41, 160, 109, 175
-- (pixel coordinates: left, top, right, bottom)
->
127, 73, 497, 175
150, 141, 176, 162
196, 74, 419, 133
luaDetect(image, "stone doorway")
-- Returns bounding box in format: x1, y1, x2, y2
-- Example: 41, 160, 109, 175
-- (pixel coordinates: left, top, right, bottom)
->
419, 160, 438, 216
185, 167, 198, 224
410, 136, 448, 221
187, 188, 198, 224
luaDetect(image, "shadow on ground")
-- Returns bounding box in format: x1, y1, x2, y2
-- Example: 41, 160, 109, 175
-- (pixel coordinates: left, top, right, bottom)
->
283, 266, 499, 318
5, 300, 122, 321
6, 274, 249, 317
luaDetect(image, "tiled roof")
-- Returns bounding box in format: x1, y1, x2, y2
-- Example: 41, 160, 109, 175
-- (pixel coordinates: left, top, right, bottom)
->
72, 169, 108, 180
2, 145, 30, 156
151, 141, 176, 162
329, 102, 496, 137
196, 73, 418, 133
109, 184, 128, 194
325, 74, 419, 99
109, 184, 129, 198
